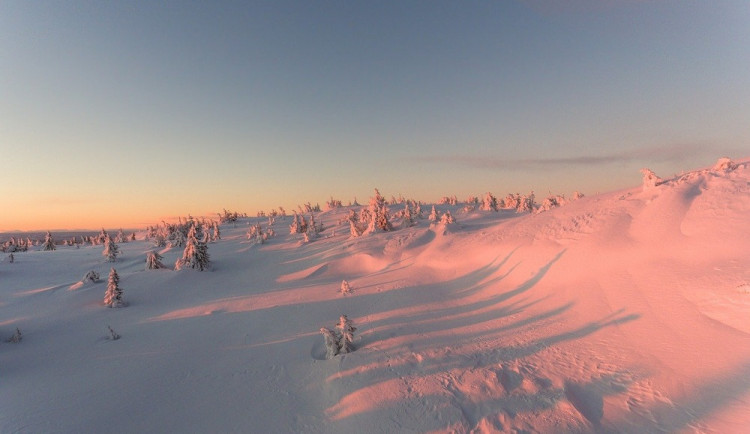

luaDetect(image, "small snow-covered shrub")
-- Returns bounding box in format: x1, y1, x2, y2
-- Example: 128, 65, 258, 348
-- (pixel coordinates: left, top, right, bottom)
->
107, 325, 121, 340
7, 327, 22, 343
82, 270, 100, 283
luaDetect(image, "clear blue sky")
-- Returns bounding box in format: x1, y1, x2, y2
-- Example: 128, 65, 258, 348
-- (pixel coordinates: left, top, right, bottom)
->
1, 1, 748, 230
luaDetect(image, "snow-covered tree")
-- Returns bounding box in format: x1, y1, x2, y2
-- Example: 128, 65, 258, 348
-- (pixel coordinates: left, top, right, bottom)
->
42, 231, 56, 251
212, 222, 221, 241
175, 225, 210, 271
428, 205, 439, 222
102, 234, 119, 262
340, 279, 352, 295
320, 327, 339, 359
401, 203, 415, 228
336, 315, 357, 354
97, 228, 108, 245
440, 211, 456, 225
640, 168, 661, 190
516, 192, 536, 213
146, 250, 165, 270
8, 253, 14, 263
104, 268, 124, 308
481, 192, 499, 211
7, 327, 22, 343
82, 270, 100, 283
713, 157, 737, 172
115, 228, 126, 243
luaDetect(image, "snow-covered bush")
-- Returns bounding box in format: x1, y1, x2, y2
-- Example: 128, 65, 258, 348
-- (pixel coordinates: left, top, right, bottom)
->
146, 250, 165, 270
327, 197, 343, 210
104, 268, 124, 308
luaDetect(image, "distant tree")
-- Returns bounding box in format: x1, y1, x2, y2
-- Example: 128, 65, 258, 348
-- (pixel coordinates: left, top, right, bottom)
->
42, 231, 56, 251
8, 253, 14, 263
97, 228, 108, 244
145, 250, 165, 270
340, 279, 352, 295
336, 315, 357, 354
104, 268, 124, 308
102, 234, 119, 262
115, 228, 126, 243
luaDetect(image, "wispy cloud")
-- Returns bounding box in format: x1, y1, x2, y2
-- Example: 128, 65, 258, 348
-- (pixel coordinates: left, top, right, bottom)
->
409, 143, 704, 171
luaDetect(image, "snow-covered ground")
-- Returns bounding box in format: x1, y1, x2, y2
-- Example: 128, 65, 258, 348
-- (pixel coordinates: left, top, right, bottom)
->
2, 159, 749, 433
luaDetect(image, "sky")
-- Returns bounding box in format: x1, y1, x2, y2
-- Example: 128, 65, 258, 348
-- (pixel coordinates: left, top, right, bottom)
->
1, 0, 749, 231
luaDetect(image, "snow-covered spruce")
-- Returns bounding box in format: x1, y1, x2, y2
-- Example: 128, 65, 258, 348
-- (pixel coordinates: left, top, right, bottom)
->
481, 192, 499, 211
340, 279, 352, 295
336, 315, 357, 354
175, 224, 210, 271
102, 234, 119, 262
104, 268, 124, 308
42, 231, 56, 251
319, 327, 339, 359
428, 205, 439, 222
145, 250, 165, 270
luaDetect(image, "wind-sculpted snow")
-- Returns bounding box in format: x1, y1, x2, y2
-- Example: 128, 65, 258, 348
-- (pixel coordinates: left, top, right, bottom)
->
1, 159, 749, 433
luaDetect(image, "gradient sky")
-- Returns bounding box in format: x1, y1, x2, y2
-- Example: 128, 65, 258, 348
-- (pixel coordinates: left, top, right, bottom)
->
2, 1, 749, 231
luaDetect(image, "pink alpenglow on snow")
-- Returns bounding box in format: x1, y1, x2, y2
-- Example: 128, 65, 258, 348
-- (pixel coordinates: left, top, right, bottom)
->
1, 158, 749, 433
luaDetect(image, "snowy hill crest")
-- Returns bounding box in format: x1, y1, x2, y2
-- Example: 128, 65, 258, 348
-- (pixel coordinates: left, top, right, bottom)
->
2, 158, 749, 433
